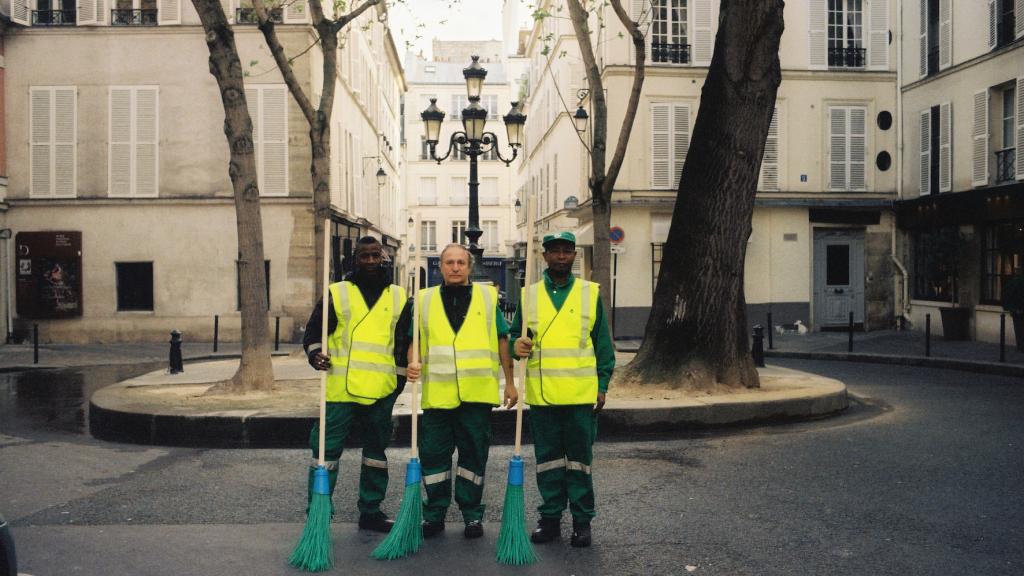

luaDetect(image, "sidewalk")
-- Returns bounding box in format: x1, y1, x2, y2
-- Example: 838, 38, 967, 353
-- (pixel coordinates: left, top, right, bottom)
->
616, 328, 1024, 377
0, 341, 302, 371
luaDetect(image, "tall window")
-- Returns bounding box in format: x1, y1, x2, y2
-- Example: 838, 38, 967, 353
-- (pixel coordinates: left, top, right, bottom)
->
828, 105, 867, 191
652, 0, 689, 64
419, 177, 437, 205
982, 221, 1024, 304
244, 85, 289, 196
450, 220, 467, 244
913, 228, 957, 301
651, 103, 690, 189
116, 262, 153, 311
480, 177, 499, 205
996, 0, 1017, 48
421, 221, 437, 251
828, 0, 864, 67
450, 176, 467, 205
30, 86, 76, 198
997, 85, 1017, 183
482, 220, 499, 251
109, 86, 159, 197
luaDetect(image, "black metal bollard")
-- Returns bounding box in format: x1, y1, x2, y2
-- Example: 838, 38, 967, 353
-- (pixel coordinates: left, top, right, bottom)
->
751, 325, 766, 368
1000, 313, 1006, 363
169, 330, 184, 374
767, 312, 774, 349
213, 315, 219, 353
848, 312, 854, 353
274, 316, 281, 352
925, 313, 931, 357
33, 324, 39, 365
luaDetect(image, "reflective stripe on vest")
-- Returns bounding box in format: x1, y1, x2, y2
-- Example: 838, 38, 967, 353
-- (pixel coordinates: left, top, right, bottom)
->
418, 284, 501, 409
525, 278, 599, 406
326, 282, 406, 404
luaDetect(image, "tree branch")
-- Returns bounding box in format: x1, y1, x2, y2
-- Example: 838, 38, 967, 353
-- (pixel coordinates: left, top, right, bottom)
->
565, 0, 607, 197
332, 0, 380, 34
602, 0, 645, 198
252, 0, 316, 126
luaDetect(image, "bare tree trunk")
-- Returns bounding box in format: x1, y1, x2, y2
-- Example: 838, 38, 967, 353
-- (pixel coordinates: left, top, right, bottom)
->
253, 0, 378, 301
193, 0, 274, 392
618, 0, 784, 391
566, 0, 646, 333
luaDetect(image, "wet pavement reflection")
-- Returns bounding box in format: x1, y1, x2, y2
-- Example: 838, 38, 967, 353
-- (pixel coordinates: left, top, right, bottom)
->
0, 362, 163, 436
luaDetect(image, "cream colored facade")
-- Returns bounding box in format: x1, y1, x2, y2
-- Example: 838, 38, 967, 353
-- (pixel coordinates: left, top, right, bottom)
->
1, 0, 405, 343
516, 0, 900, 337
896, 0, 1023, 344
401, 47, 518, 291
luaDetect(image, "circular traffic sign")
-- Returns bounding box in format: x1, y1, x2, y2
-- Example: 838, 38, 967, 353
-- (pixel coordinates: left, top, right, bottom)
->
609, 226, 625, 244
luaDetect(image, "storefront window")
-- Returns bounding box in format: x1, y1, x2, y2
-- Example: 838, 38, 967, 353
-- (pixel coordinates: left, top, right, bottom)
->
981, 221, 1024, 304
913, 228, 959, 302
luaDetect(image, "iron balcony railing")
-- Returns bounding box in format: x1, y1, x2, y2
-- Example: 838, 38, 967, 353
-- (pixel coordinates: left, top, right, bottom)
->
31, 9, 76, 25
111, 8, 157, 25
996, 148, 1017, 183
651, 42, 690, 64
235, 7, 283, 24
828, 46, 866, 68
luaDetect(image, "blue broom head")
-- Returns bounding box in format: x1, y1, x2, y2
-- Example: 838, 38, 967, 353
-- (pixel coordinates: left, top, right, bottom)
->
507, 455, 524, 486
312, 465, 330, 495
405, 457, 422, 485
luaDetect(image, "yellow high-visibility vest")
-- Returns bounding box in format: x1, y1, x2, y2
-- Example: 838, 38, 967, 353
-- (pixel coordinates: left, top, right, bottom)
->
524, 278, 599, 406
326, 281, 406, 404
418, 284, 501, 409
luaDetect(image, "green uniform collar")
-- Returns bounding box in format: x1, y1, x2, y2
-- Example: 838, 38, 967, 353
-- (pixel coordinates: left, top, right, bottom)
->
542, 269, 575, 291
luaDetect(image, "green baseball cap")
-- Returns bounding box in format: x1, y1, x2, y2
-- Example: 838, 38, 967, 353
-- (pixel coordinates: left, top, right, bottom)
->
542, 231, 576, 247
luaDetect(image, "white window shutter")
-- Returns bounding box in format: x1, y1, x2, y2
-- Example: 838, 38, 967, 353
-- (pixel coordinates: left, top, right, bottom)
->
261, 86, 288, 196
135, 88, 158, 197
919, 109, 931, 195
77, 0, 98, 25
988, 0, 998, 49
867, 0, 889, 71
938, 0, 951, 69
158, 0, 181, 24
1017, 0, 1024, 40
672, 103, 690, 188
692, 0, 713, 66
30, 89, 52, 197
651, 103, 671, 189
1016, 77, 1024, 179
759, 107, 779, 191
919, 0, 928, 78
808, 0, 827, 70
972, 89, 989, 187
849, 107, 866, 190
10, 0, 29, 26
109, 88, 133, 197
630, 0, 651, 58
829, 107, 847, 191
283, 0, 308, 23
54, 88, 77, 198
938, 102, 951, 192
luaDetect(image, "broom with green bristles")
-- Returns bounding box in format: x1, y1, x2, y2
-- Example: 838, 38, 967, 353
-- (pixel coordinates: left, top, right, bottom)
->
497, 190, 538, 566
289, 220, 334, 572
372, 219, 425, 560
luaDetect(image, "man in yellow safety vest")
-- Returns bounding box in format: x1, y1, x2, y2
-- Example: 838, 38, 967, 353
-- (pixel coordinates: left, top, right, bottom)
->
511, 231, 615, 548
406, 243, 517, 540
304, 236, 411, 533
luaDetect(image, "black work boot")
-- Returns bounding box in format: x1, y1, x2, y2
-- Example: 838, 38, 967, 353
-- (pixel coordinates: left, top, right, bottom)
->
530, 517, 561, 543
357, 512, 394, 533
422, 520, 446, 538
463, 520, 483, 539
570, 520, 591, 548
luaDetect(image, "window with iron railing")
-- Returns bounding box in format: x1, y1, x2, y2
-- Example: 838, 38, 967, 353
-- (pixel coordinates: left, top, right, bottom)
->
235, 7, 283, 24
111, 6, 157, 25
996, 148, 1017, 183
828, 0, 865, 68
32, 9, 76, 25
652, 0, 689, 64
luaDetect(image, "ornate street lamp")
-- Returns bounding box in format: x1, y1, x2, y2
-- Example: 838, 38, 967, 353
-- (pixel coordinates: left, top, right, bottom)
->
421, 55, 527, 281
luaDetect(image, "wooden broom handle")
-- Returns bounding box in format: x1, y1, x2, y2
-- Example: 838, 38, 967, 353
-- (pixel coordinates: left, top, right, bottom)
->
513, 191, 536, 456
409, 219, 423, 458
317, 219, 331, 467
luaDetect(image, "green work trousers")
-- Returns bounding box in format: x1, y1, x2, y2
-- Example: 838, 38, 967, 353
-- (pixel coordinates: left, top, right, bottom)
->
529, 404, 598, 523
306, 390, 399, 517
419, 403, 493, 523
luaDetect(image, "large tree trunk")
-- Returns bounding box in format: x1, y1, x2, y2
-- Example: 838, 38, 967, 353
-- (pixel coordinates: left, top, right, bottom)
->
566, 0, 646, 332
193, 0, 274, 393
618, 0, 784, 391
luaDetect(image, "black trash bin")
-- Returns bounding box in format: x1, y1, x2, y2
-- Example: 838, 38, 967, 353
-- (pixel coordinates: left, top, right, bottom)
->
0, 513, 15, 576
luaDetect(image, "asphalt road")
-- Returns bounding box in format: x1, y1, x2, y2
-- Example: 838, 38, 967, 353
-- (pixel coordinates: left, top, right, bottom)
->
1, 359, 1022, 575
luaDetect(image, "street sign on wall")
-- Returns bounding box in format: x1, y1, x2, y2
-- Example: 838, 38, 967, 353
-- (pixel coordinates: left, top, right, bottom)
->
609, 226, 625, 244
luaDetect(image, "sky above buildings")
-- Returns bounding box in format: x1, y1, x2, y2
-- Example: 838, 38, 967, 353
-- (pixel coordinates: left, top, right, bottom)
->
389, 0, 527, 58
